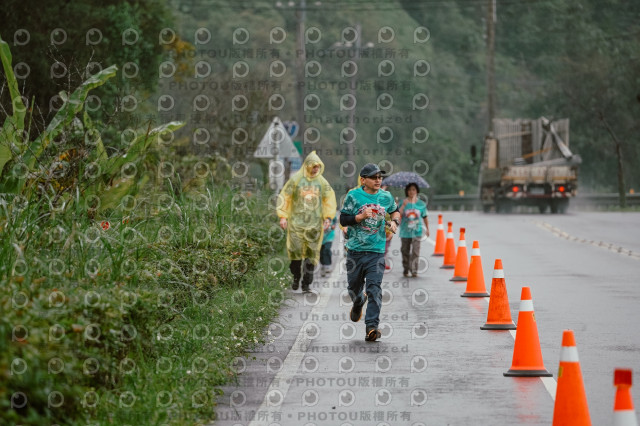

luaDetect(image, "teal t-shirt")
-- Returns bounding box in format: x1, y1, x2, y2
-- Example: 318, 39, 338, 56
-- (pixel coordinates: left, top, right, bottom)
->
341, 187, 398, 253
399, 200, 428, 238
322, 216, 338, 244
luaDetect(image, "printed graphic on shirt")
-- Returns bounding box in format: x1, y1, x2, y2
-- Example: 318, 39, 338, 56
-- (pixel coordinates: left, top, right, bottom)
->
399, 200, 427, 238
404, 208, 421, 230
357, 203, 386, 234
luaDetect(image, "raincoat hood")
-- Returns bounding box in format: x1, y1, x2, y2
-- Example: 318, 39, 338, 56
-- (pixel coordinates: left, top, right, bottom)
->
301, 151, 325, 180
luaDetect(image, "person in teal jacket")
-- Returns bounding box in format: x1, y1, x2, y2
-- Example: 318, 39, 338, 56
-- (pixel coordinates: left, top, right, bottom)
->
319, 215, 338, 276
398, 182, 430, 277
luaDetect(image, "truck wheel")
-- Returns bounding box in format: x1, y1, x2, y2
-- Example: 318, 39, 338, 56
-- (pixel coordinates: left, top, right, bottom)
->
558, 199, 569, 214
496, 200, 512, 214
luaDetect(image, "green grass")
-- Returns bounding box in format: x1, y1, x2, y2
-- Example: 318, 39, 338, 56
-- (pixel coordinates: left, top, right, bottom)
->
93, 255, 289, 425
0, 180, 288, 425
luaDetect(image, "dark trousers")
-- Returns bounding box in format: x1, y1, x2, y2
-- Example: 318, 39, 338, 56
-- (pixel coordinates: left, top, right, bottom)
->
320, 241, 333, 266
290, 259, 315, 290
346, 251, 385, 328
401, 237, 421, 273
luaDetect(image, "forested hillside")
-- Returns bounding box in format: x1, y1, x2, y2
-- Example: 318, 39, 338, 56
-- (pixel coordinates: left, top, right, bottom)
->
2, 0, 639, 195
162, 0, 639, 195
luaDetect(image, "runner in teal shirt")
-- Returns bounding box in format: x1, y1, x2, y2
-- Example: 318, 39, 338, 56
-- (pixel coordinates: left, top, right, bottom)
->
398, 183, 430, 277
341, 187, 398, 253
339, 163, 400, 342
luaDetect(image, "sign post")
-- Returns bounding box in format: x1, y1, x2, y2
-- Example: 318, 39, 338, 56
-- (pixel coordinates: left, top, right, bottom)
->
253, 117, 301, 193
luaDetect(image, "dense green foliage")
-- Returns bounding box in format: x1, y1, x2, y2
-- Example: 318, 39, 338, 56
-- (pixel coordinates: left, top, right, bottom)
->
0, 183, 287, 425
0, 0, 173, 128
1, 34, 287, 425
0, 35, 186, 217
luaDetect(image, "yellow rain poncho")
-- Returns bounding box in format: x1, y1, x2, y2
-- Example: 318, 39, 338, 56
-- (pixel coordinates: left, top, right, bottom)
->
277, 151, 337, 264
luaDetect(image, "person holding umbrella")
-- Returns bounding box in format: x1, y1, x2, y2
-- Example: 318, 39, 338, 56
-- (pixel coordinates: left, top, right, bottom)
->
398, 182, 430, 277
381, 171, 430, 190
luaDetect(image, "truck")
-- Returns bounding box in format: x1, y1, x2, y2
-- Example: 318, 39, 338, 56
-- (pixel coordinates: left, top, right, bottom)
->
479, 117, 581, 214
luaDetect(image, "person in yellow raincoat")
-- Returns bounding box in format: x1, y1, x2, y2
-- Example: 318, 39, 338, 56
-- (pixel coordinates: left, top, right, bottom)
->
277, 151, 337, 292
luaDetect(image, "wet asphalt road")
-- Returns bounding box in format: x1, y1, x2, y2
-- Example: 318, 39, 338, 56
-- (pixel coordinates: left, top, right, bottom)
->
212, 211, 640, 426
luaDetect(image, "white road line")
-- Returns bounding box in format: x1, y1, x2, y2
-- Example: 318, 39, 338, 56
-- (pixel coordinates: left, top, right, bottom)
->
247, 266, 337, 426
251, 234, 557, 424
540, 377, 557, 401
485, 298, 557, 400
534, 221, 640, 261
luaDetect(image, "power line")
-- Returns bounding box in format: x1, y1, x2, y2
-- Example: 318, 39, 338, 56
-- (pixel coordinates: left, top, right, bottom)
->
180, 0, 578, 11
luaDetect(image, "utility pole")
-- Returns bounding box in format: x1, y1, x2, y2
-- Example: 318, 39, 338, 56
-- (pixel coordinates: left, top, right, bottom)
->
346, 23, 361, 189
487, 0, 496, 134
295, 0, 306, 147
331, 24, 373, 188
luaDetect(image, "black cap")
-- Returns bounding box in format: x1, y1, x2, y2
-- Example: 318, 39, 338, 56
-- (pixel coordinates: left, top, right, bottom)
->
359, 163, 387, 177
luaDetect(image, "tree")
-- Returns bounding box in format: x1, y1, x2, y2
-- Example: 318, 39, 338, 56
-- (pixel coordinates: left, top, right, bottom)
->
0, 0, 173, 132
555, 42, 639, 205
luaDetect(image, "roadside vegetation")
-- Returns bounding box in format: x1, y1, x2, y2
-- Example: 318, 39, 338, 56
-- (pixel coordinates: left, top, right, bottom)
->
0, 36, 288, 425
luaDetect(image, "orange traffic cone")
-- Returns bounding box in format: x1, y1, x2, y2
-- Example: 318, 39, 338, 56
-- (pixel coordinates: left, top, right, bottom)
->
432, 214, 445, 257
451, 228, 469, 281
552, 330, 591, 425
461, 241, 489, 297
504, 287, 552, 377
440, 222, 456, 269
480, 259, 515, 329
613, 369, 638, 426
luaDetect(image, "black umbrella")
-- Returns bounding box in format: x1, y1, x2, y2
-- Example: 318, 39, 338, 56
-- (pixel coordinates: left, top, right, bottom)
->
381, 171, 430, 188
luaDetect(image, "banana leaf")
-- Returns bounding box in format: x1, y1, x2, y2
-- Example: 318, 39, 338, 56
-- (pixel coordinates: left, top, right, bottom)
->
22, 64, 118, 170
0, 36, 26, 174
98, 121, 185, 177
80, 121, 184, 212
83, 110, 108, 163
97, 174, 150, 212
